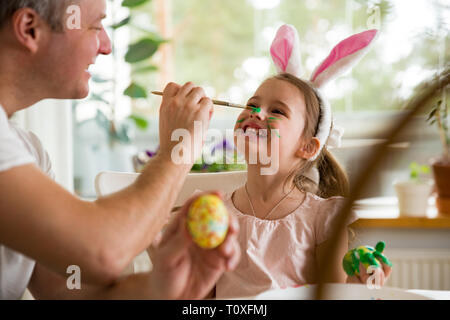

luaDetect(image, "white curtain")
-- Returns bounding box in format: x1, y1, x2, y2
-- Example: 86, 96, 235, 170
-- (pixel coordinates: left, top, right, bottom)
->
14, 100, 74, 192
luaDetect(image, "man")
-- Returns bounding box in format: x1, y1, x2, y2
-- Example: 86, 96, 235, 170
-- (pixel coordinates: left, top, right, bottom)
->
0, 0, 240, 299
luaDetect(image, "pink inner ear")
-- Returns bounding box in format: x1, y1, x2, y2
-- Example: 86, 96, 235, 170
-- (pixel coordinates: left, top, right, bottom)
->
270, 25, 296, 73
311, 29, 378, 82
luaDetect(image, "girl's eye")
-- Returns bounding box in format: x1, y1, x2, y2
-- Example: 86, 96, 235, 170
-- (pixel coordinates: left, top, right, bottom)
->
272, 109, 285, 116
246, 104, 258, 110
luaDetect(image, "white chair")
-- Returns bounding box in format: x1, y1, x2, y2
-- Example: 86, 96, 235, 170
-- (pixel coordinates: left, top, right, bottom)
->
95, 170, 247, 273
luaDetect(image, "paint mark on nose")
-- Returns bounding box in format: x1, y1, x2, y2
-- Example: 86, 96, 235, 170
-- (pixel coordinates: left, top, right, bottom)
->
250, 106, 261, 114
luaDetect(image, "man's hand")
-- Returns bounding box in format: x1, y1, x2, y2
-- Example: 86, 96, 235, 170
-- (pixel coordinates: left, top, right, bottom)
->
148, 192, 240, 300
158, 82, 214, 165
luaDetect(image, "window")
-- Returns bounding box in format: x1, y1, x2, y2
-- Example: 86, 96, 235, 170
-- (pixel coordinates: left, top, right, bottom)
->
73, 0, 449, 198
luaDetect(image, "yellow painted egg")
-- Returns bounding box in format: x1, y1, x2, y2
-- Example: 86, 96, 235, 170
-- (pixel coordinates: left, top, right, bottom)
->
186, 194, 230, 249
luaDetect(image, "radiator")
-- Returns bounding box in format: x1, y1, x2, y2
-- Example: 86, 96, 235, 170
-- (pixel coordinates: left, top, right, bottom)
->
386, 249, 450, 290
132, 249, 450, 290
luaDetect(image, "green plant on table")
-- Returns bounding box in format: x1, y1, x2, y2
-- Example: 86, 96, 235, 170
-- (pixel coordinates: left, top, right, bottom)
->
409, 162, 430, 182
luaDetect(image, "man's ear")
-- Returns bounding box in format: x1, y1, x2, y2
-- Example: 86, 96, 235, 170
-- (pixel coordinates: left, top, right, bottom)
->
12, 8, 46, 54
296, 137, 321, 160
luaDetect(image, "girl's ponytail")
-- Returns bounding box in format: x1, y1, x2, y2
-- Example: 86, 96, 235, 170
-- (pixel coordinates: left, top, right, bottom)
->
291, 148, 349, 199
317, 149, 349, 198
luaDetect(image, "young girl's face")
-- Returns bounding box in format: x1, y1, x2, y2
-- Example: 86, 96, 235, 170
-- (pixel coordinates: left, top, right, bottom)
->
234, 78, 309, 170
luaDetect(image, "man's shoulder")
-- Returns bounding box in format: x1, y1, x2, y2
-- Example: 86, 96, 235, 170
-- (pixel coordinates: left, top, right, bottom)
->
10, 123, 54, 178
9, 122, 44, 153
1, 113, 54, 178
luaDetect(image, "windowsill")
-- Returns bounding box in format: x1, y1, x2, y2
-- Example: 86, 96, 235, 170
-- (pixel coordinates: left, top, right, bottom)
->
350, 197, 450, 229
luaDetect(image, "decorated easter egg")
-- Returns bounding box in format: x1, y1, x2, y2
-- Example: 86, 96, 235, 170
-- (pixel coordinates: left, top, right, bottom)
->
186, 194, 230, 249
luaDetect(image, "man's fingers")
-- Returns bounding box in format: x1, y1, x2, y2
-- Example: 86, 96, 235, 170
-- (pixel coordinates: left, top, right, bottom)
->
198, 96, 213, 117
226, 240, 241, 271
158, 210, 183, 248
382, 263, 392, 279
187, 87, 207, 106
159, 212, 191, 266
216, 213, 239, 260
358, 263, 370, 284
347, 275, 362, 284
163, 82, 180, 97
177, 82, 196, 98
227, 212, 239, 235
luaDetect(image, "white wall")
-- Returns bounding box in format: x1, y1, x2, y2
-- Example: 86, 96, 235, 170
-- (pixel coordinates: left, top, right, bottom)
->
14, 100, 74, 192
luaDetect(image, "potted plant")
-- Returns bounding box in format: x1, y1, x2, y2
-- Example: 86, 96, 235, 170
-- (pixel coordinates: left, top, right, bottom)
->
133, 139, 247, 173
427, 97, 450, 215
394, 162, 433, 217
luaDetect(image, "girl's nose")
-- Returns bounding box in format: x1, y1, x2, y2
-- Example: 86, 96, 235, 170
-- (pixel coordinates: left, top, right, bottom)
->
250, 109, 266, 121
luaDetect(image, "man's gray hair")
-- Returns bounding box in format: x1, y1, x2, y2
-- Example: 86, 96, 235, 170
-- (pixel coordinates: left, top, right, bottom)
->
0, 0, 76, 31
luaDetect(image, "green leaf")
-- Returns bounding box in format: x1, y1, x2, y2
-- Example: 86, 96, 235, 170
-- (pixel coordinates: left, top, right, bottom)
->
95, 110, 111, 131
427, 107, 438, 122
125, 38, 160, 63
90, 93, 110, 105
134, 65, 158, 74
113, 124, 131, 144
111, 16, 131, 29
91, 75, 111, 83
128, 114, 149, 130
420, 165, 430, 174
124, 83, 148, 98
122, 0, 150, 8
409, 162, 419, 180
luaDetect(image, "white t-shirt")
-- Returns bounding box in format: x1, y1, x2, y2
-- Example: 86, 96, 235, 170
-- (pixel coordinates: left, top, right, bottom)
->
0, 105, 55, 300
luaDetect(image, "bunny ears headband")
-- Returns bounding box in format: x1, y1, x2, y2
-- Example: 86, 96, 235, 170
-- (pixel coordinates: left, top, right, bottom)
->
270, 25, 378, 162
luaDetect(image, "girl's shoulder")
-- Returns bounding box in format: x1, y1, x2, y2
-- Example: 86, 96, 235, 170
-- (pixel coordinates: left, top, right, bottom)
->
301, 192, 347, 214
306, 192, 346, 204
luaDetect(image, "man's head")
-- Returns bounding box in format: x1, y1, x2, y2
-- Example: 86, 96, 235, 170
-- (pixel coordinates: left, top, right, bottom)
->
0, 0, 112, 104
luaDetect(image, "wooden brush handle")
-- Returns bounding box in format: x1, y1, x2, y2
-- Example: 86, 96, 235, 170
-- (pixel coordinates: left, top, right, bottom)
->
151, 91, 246, 110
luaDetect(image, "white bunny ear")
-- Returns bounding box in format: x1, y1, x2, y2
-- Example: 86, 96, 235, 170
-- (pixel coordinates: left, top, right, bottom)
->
270, 24, 304, 78
310, 29, 378, 88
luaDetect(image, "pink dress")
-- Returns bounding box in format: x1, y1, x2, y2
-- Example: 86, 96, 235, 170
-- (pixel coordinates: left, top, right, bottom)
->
215, 191, 357, 299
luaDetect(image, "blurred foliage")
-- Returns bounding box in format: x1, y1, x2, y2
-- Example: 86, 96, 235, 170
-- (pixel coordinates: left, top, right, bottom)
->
409, 161, 430, 181
427, 96, 449, 159
140, 0, 450, 112
75, 0, 166, 144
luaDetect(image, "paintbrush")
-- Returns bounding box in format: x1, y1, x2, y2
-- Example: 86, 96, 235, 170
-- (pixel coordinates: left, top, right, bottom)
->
151, 91, 247, 110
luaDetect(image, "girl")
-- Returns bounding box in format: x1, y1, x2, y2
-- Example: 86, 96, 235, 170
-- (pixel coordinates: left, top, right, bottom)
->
214, 25, 391, 298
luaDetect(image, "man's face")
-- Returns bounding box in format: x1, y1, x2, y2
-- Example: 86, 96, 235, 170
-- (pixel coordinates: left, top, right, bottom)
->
38, 0, 111, 99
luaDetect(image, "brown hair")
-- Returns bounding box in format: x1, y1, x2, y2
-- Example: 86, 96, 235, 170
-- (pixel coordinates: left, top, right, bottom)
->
272, 73, 350, 198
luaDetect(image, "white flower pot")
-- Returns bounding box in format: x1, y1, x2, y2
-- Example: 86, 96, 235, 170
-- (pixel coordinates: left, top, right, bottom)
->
394, 180, 433, 217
